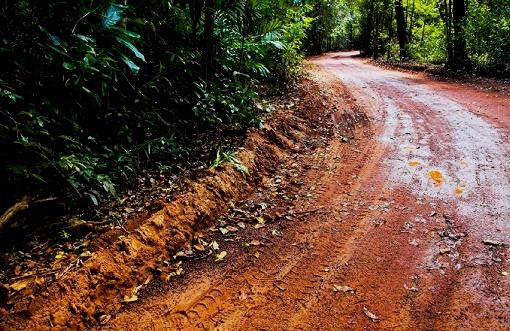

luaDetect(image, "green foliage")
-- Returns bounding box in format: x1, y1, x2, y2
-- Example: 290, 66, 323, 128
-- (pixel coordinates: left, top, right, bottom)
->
210, 150, 249, 175
0, 0, 312, 209
465, 0, 510, 75
306, 0, 358, 53
307, 0, 509, 76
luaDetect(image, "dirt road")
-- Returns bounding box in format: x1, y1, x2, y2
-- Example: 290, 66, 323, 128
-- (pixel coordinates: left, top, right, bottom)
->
104, 52, 510, 330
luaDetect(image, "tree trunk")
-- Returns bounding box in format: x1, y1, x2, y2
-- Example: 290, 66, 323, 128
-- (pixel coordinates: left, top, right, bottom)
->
387, 5, 394, 60
372, 10, 381, 59
395, 0, 408, 60
361, 0, 375, 56
408, 0, 415, 40
450, 0, 470, 70
202, 0, 215, 85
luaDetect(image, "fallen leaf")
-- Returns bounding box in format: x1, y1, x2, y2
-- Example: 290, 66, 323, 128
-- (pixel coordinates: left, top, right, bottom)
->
9, 278, 33, 291
219, 227, 229, 235
254, 252, 260, 258
123, 284, 143, 303
226, 225, 238, 232
249, 240, 261, 246
254, 224, 265, 229
175, 266, 184, 276
255, 216, 265, 224
333, 285, 355, 293
80, 251, 93, 258
238, 222, 246, 229
34, 277, 45, 287
210, 241, 220, 251
502, 271, 508, 276
275, 284, 286, 291
194, 243, 205, 251
123, 293, 138, 303
271, 229, 282, 237
409, 239, 420, 247
483, 239, 503, 246
215, 251, 227, 262
99, 314, 111, 325
363, 307, 380, 321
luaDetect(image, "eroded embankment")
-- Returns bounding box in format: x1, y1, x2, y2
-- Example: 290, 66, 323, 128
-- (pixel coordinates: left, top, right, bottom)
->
1, 72, 367, 330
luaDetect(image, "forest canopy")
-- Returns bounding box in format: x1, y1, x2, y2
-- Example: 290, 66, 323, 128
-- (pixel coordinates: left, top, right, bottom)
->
0, 0, 508, 216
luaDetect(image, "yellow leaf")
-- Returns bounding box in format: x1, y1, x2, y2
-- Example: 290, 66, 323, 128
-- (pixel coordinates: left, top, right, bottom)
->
215, 251, 227, 262
10, 278, 33, 291
123, 294, 138, 303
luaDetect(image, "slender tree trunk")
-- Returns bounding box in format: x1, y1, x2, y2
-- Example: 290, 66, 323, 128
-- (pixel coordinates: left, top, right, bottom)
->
395, 0, 408, 60
445, 0, 454, 65
387, 5, 394, 60
372, 10, 380, 59
408, 0, 415, 40
203, 0, 214, 85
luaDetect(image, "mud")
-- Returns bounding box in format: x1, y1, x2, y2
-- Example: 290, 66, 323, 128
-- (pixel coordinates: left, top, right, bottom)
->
103, 53, 508, 330
2, 52, 510, 330
0, 66, 364, 330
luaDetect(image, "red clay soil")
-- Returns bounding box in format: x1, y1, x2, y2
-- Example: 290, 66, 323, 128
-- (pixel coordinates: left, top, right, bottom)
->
3, 52, 510, 330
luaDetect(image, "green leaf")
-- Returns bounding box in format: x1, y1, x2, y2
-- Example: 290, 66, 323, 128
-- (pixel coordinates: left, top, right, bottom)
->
116, 37, 146, 62
50, 35, 62, 46
110, 27, 141, 39
73, 34, 96, 43
120, 54, 140, 74
103, 4, 124, 28
63, 62, 77, 70
87, 193, 99, 206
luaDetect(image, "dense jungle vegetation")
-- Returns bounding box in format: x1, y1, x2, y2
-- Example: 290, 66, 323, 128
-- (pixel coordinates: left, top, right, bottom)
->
307, 0, 510, 74
0, 0, 508, 224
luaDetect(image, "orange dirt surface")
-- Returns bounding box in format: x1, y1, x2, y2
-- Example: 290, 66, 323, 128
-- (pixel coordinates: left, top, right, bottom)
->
3, 52, 510, 330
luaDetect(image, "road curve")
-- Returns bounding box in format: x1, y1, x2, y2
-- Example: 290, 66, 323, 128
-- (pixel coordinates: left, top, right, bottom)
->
103, 52, 510, 330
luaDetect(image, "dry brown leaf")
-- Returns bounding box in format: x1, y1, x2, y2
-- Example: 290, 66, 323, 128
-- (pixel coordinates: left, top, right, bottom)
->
9, 278, 33, 291
99, 314, 112, 325
333, 285, 354, 293
363, 307, 379, 321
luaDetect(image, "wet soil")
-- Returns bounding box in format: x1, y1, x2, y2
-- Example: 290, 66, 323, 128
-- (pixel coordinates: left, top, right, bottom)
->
3, 52, 510, 330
